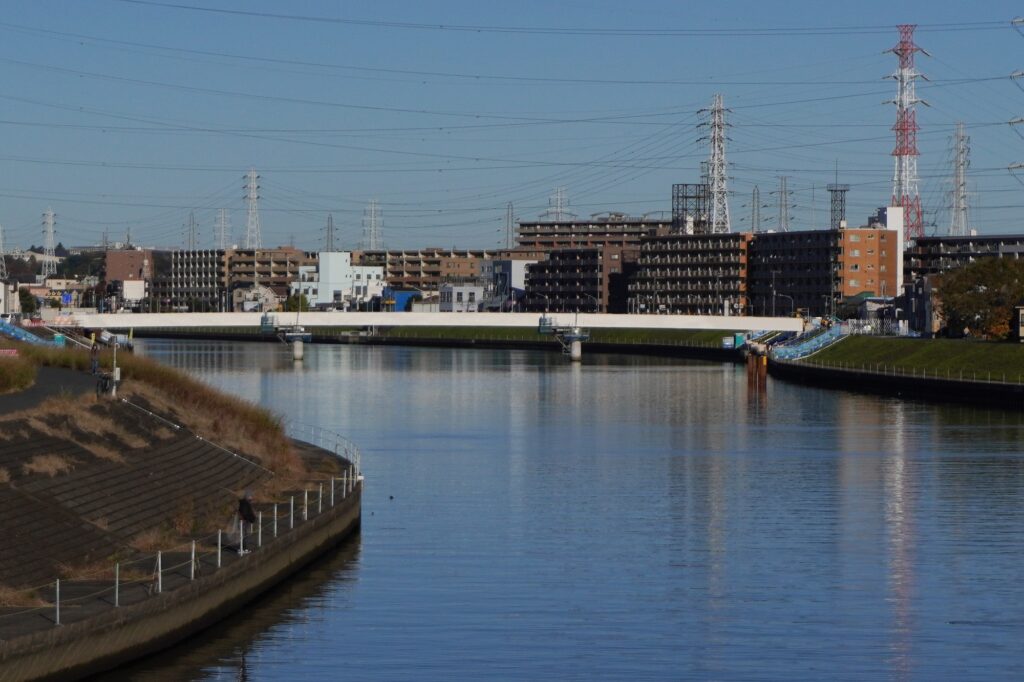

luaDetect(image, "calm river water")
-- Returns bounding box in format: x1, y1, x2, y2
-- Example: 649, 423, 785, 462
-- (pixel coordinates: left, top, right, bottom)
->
114, 339, 1024, 681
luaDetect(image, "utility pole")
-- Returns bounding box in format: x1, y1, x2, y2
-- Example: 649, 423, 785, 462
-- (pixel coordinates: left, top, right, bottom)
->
701, 94, 731, 234
42, 207, 57, 278
215, 208, 231, 250
949, 121, 971, 237
244, 168, 262, 249
888, 24, 928, 244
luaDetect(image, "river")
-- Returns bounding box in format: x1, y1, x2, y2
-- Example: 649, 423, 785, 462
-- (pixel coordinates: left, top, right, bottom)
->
112, 339, 1024, 681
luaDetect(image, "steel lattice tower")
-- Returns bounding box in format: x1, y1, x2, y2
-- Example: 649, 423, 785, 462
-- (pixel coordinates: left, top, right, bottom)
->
888, 25, 927, 243
185, 211, 199, 250
827, 183, 850, 230
215, 209, 231, 250
41, 207, 57, 278
244, 168, 262, 249
703, 94, 731, 234
540, 187, 572, 222
361, 199, 383, 250
505, 202, 515, 249
776, 176, 790, 232
0, 223, 7, 282
751, 185, 761, 233
949, 121, 971, 237
325, 213, 336, 251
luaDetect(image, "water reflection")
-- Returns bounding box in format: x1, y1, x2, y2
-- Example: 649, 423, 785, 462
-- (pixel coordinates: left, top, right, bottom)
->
129, 339, 1024, 681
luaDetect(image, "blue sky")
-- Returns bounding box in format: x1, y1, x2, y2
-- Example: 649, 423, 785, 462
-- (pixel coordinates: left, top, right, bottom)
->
1, 0, 1023, 250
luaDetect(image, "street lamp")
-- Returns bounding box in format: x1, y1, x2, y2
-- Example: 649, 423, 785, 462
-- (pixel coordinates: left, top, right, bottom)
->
777, 293, 795, 316
582, 292, 600, 313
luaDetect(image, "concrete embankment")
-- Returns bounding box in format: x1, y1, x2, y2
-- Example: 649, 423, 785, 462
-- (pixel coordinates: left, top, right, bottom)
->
768, 358, 1024, 407
0, 474, 361, 681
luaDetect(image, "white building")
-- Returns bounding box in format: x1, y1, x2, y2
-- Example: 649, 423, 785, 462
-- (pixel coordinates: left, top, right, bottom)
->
291, 252, 386, 309
439, 283, 484, 312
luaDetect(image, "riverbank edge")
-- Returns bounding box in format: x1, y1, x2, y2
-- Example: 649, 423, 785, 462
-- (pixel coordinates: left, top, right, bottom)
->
768, 358, 1024, 407
129, 328, 744, 363
0, 472, 362, 682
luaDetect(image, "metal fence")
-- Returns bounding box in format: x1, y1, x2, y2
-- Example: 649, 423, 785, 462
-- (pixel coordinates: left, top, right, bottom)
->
285, 420, 362, 476
795, 357, 1024, 386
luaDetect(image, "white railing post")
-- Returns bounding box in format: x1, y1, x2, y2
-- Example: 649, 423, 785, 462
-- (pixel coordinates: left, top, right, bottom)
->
274, 503, 278, 537
258, 511, 263, 548
217, 529, 222, 568
115, 563, 120, 607
156, 551, 162, 594
239, 518, 245, 555
330, 477, 335, 507
303, 489, 308, 521
190, 541, 196, 580
342, 470, 347, 499
55, 579, 61, 626
318, 483, 323, 515
290, 496, 295, 529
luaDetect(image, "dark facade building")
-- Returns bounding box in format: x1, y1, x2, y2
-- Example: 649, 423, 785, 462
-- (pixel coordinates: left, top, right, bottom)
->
629, 233, 751, 315
516, 215, 670, 253
748, 225, 901, 317
905, 234, 1024, 281
523, 246, 638, 313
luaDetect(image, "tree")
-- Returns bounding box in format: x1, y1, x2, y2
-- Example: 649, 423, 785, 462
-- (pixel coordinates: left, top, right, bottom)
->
938, 258, 1024, 340
18, 288, 37, 314
284, 293, 310, 312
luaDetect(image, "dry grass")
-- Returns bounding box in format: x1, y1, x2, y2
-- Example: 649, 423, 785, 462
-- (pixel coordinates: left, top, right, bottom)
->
0, 585, 47, 607
171, 499, 196, 536
129, 527, 184, 552
0, 467, 9, 484
88, 516, 110, 531
55, 558, 149, 582
0, 354, 37, 394
22, 454, 73, 477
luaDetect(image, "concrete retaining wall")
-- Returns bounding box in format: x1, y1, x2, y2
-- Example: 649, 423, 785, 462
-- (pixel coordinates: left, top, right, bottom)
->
0, 487, 361, 681
769, 359, 1024, 408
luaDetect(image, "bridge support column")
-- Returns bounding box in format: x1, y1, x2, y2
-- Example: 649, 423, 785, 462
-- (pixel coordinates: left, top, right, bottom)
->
570, 339, 582, 362
292, 339, 304, 361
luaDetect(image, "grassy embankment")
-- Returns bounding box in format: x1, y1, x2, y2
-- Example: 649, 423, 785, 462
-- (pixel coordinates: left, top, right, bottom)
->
0, 354, 37, 394
0, 341, 303, 480
803, 335, 1024, 381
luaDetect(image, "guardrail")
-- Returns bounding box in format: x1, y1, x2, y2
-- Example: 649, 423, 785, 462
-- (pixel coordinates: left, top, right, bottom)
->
770, 325, 846, 360
0, 320, 53, 346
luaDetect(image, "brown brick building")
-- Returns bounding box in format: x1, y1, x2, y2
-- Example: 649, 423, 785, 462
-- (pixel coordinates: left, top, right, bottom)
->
523, 246, 638, 313
104, 249, 153, 283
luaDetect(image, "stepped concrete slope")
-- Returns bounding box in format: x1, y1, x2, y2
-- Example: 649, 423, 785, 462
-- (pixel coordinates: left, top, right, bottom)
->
0, 365, 361, 680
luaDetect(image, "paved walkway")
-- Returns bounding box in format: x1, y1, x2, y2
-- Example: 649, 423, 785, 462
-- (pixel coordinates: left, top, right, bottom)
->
0, 367, 96, 414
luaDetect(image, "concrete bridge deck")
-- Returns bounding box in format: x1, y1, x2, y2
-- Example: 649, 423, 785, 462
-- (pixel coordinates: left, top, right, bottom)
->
67, 311, 804, 333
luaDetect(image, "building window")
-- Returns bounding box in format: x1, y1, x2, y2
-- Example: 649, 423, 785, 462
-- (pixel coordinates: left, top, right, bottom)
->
849, 235, 861, 242
468, 291, 476, 303
849, 264, 860, 272
850, 249, 860, 257
456, 291, 463, 302
849, 279, 860, 288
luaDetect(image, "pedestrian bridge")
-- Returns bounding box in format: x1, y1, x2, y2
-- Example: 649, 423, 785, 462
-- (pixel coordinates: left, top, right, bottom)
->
65, 311, 805, 333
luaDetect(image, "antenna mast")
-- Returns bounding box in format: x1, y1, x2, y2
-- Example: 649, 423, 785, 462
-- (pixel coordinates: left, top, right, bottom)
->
244, 168, 262, 249
888, 24, 927, 243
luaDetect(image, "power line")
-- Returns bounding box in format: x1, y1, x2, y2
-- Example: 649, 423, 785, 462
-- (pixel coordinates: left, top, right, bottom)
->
111, 2, 1009, 37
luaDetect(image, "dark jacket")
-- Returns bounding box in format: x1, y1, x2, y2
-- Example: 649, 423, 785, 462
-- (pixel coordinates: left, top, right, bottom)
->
239, 497, 257, 523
